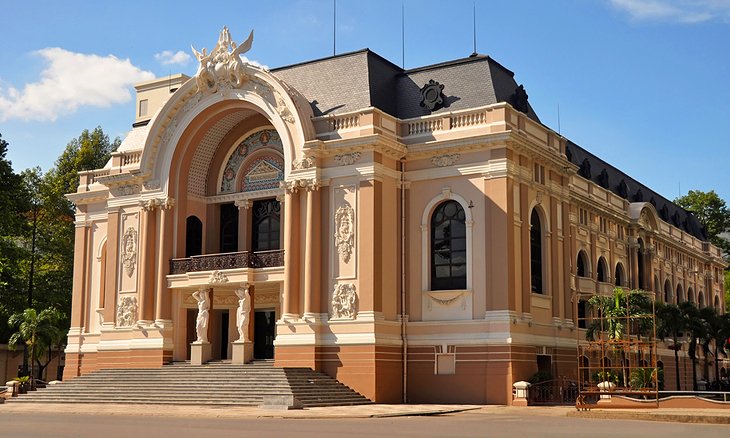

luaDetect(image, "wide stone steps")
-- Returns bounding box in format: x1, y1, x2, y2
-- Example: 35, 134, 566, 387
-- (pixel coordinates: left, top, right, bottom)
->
9, 362, 371, 407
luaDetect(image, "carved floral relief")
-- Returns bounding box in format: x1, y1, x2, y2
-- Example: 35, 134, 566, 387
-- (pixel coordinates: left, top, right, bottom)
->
121, 227, 137, 278
116, 296, 138, 327
331, 283, 358, 319
334, 203, 355, 264
431, 153, 460, 167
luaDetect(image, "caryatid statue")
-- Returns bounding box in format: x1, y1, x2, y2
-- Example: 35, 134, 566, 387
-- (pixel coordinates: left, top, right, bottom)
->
235, 285, 252, 342
192, 288, 210, 343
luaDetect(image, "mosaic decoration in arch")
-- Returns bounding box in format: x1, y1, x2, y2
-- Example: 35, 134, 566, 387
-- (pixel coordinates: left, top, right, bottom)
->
220, 129, 283, 193
241, 155, 284, 192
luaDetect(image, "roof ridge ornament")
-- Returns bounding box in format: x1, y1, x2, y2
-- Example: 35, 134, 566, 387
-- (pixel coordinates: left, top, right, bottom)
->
191, 27, 255, 93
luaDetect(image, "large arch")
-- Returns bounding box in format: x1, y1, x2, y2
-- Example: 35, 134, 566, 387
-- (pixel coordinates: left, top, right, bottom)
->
138, 60, 316, 198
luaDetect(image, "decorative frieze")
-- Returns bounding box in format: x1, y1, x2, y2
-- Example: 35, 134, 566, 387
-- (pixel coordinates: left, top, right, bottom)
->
334, 152, 362, 166
334, 204, 355, 264
208, 270, 229, 285
331, 283, 358, 319
292, 156, 315, 170
431, 153, 460, 167
280, 178, 320, 194
116, 296, 138, 327
121, 227, 137, 277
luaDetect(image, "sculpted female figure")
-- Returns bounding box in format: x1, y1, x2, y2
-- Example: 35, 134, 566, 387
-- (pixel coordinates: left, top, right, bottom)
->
192, 289, 210, 343
235, 286, 252, 342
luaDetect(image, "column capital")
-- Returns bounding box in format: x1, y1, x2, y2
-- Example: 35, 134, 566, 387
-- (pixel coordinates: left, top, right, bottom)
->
235, 199, 253, 209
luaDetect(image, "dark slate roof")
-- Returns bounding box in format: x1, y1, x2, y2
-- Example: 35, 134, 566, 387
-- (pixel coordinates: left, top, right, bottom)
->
272, 49, 706, 242
271, 49, 540, 121
566, 140, 707, 241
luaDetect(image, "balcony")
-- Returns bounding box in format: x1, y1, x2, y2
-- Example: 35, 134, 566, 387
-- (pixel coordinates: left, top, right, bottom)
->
169, 250, 284, 275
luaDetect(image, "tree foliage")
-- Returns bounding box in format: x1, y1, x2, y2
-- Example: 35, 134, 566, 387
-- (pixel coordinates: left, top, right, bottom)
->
0, 127, 118, 347
675, 190, 730, 258
8, 307, 63, 381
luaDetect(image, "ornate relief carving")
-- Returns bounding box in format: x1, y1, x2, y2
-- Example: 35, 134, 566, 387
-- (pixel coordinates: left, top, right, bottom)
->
143, 180, 161, 191
113, 184, 141, 197
191, 27, 255, 94
208, 270, 229, 285
431, 153, 460, 167
116, 296, 138, 327
276, 95, 295, 123
254, 292, 280, 306
292, 156, 316, 170
334, 152, 361, 166
334, 204, 355, 264
121, 227, 137, 277
331, 283, 358, 319
426, 291, 467, 310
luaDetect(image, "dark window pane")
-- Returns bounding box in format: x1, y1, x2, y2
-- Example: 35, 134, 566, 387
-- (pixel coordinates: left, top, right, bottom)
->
430, 200, 467, 290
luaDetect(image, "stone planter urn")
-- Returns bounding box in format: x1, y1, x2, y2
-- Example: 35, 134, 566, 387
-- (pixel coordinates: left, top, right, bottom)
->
597, 381, 616, 400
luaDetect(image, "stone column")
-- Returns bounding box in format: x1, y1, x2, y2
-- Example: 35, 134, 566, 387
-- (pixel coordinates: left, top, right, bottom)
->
303, 181, 321, 319
102, 209, 120, 324
137, 200, 157, 323
70, 221, 91, 330
155, 198, 175, 322
282, 181, 301, 320
235, 200, 251, 252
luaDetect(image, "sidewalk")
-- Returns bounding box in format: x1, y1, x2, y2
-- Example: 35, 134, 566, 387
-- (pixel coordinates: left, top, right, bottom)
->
3, 401, 730, 424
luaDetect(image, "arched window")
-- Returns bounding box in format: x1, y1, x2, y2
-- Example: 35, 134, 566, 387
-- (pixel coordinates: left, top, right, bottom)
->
676, 284, 684, 303
431, 200, 466, 290
596, 257, 608, 283
576, 251, 589, 278
186, 216, 203, 257
615, 263, 625, 287
687, 287, 694, 304
252, 199, 281, 251
530, 209, 544, 294
698, 292, 705, 308
664, 279, 672, 303
219, 203, 239, 253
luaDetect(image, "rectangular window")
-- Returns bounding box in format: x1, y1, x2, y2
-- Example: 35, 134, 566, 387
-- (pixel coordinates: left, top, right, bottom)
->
533, 163, 545, 185
138, 99, 149, 117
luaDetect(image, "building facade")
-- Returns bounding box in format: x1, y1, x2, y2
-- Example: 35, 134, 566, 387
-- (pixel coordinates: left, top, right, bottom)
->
64, 28, 727, 404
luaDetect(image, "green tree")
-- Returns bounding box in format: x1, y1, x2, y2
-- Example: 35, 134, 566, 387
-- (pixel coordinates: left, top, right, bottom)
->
656, 302, 684, 390
8, 307, 63, 385
679, 301, 707, 391
675, 190, 730, 258
0, 134, 31, 342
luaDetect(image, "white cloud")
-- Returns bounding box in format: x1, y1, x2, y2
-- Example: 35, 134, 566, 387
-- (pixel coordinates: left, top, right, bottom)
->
240, 56, 269, 71
0, 48, 154, 122
154, 50, 191, 66
609, 0, 730, 23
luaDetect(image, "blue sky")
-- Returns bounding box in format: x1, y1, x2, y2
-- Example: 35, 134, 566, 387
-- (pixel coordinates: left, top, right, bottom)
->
0, 0, 728, 202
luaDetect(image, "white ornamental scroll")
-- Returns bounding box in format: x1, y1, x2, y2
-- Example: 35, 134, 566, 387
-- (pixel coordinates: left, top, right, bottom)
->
334, 203, 354, 264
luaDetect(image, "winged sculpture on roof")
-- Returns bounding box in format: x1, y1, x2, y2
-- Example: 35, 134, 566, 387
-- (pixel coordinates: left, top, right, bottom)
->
192, 27, 254, 93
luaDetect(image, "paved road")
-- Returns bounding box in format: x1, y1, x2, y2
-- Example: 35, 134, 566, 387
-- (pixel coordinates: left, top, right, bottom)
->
2, 409, 728, 438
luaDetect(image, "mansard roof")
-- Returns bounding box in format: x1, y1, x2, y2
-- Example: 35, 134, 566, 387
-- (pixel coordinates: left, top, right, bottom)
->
566, 140, 707, 241
271, 49, 540, 121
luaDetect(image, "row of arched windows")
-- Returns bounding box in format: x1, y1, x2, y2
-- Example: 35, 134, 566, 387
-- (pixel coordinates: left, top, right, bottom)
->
575, 251, 626, 286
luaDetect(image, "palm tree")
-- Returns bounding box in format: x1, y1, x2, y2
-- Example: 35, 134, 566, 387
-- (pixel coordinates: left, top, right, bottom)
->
698, 308, 730, 388
585, 288, 653, 387
679, 301, 706, 391
8, 307, 63, 387
656, 302, 684, 390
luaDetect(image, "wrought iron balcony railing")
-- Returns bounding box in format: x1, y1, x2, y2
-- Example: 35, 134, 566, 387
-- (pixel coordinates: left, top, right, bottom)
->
169, 249, 284, 275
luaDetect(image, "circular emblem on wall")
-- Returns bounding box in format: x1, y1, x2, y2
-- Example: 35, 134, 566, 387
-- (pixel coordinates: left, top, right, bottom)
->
420, 79, 445, 111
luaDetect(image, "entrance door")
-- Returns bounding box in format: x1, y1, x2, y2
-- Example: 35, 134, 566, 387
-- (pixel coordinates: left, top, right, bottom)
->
254, 310, 275, 359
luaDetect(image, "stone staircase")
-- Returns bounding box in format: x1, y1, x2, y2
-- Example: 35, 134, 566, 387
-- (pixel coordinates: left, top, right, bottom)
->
7, 361, 372, 407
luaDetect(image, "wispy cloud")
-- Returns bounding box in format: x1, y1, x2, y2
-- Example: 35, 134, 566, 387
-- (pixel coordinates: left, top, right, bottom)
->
609, 0, 730, 23
154, 50, 191, 66
0, 48, 154, 122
